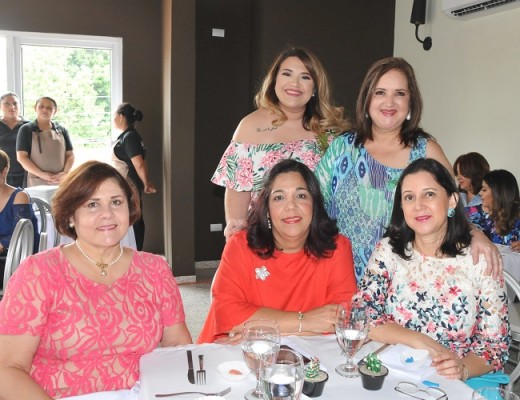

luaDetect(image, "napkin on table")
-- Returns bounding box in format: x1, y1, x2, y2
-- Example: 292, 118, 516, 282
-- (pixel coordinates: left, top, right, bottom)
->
378, 344, 436, 381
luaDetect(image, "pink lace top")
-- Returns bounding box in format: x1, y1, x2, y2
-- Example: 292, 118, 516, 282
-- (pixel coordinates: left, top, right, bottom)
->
0, 247, 185, 398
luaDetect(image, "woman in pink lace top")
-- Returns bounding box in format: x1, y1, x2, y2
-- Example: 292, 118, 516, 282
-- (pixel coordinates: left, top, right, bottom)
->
0, 161, 192, 399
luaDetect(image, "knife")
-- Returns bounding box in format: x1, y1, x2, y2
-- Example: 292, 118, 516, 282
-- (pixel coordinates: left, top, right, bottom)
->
187, 350, 195, 384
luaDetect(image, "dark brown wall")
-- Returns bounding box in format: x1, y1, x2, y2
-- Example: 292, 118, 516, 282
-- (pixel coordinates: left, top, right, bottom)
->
196, 0, 396, 261
0, 0, 166, 254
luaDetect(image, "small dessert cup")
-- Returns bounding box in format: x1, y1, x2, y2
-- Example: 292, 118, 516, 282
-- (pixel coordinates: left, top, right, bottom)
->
359, 364, 388, 391
303, 370, 329, 397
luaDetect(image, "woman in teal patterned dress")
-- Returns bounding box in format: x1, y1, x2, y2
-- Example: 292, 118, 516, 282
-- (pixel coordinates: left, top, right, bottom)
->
211, 47, 350, 240
315, 57, 501, 281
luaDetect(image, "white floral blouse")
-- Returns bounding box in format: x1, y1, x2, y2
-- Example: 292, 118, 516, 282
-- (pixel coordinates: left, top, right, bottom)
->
356, 237, 510, 370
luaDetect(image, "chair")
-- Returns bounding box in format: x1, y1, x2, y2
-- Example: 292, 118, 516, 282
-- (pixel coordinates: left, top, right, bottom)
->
31, 196, 60, 249
1, 218, 34, 295
504, 270, 520, 391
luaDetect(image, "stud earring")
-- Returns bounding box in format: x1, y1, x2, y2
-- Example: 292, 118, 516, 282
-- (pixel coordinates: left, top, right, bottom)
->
447, 208, 455, 218
406, 111, 411, 121
365, 112, 369, 119
68, 221, 75, 228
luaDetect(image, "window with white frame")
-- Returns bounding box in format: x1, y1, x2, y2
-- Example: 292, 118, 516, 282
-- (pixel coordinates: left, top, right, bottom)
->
0, 31, 122, 166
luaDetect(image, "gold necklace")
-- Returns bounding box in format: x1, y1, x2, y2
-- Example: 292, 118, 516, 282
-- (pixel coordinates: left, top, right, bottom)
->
75, 240, 124, 277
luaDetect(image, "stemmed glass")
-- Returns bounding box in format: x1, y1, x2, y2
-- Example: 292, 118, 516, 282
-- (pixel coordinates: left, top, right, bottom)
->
334, 302, 369, 378
242, 320, 281, 400
259, 348, 304, 400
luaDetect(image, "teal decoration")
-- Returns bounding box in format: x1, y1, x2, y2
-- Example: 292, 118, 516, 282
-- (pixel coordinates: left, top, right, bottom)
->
447, 208, 455, 218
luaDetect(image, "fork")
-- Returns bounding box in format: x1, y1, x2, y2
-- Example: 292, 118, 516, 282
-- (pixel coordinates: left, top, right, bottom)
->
155, 386, 231, 397
196, 354, 206, 385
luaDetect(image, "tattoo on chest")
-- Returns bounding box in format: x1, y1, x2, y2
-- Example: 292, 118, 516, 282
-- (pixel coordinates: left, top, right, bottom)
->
257, 126, 278, 133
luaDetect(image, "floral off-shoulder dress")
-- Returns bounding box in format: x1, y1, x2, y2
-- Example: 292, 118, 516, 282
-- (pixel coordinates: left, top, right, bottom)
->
211, 139, 323, 202
356, 237, 510, 371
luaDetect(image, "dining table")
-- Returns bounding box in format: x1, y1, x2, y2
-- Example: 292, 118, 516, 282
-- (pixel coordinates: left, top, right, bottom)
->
62, 335, 474, 400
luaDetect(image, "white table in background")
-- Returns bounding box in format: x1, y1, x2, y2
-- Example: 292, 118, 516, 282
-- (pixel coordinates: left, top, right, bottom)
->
63, 335, 473, 400
35, 211, 137, 250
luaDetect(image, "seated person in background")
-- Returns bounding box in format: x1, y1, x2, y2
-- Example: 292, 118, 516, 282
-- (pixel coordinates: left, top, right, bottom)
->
0, 150, 38, 284
0, 161, 192, 399
356, 158, 509, 387
453, 151, 490, 208
198, 159, 357, 344
468, 169, 520, 252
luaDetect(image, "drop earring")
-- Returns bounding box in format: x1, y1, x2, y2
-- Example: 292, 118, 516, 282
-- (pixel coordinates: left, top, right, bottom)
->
406, 111, 411, 121
267, 215, 272, 230
447, 208, 455, 218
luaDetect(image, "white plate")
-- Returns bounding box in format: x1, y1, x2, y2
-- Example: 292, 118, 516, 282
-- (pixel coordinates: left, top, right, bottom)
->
217, 360, 250, 381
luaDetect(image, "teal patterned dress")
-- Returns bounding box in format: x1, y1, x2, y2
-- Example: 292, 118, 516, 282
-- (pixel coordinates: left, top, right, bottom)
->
211, 138, 324, 202
315, 132, 428, 281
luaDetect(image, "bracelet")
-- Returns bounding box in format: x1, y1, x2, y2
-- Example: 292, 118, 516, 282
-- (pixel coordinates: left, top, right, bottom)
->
297, 311, 304, 333
462, 364, 469, 381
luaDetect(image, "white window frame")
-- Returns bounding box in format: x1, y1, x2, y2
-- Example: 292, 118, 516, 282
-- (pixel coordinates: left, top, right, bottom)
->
0, 30, 122, 120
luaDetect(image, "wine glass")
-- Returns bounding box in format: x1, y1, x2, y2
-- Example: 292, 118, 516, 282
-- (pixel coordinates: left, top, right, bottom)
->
259, 348, 304, 400
334, 302, 369, 378
242, 320, 281, 400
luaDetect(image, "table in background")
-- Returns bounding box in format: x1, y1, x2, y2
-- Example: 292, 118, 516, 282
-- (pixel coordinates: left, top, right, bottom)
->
35, 211, 137, 250
500, 244, 520, 282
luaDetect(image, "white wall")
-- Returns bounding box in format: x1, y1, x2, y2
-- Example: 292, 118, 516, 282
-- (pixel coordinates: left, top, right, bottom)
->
394, 0, 520, 180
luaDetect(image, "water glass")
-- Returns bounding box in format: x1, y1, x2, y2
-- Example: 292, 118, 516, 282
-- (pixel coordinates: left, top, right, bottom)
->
334, 301, 369, 378
260, 348, 304, 400
242, 320, 281, 400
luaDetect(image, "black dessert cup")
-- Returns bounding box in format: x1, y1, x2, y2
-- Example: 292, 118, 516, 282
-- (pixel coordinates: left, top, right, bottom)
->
359, 364, 388, 391
302, 370, 328, 397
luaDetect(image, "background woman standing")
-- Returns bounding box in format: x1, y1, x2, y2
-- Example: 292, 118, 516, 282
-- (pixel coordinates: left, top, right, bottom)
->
16, 96, 74, 186
112, 102, 156, 251
0, 92, 29, 187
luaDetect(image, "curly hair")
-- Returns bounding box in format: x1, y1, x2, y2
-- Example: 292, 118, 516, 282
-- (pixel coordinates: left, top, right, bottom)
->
453, 152, 490, 195
254, 47, 350, 137
247, 159, 338, 259
385, 158, 471, 259
483, 169, 520, 236
53, 161, 141, 239
354, 57, 431, 147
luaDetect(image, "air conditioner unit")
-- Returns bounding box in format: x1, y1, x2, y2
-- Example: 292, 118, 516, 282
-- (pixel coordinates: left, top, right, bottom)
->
442, 0, 520, 19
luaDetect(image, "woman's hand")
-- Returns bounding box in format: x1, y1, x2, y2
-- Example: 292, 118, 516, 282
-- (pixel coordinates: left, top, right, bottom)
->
511, 241, 520, 252
299, 304, 339, 334
144, 182, 157, 194
224, 218, 247, 240
431, 350, 465, 380
470, 229, 503, 278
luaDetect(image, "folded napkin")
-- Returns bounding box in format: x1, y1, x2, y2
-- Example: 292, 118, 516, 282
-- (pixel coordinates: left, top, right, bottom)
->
466, 372, 510, 390
378, 344, 436, 381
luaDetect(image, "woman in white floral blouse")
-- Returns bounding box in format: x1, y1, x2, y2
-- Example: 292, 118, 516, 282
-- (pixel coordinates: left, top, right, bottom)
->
211, 47, 350, 240
356, 158, 509, 387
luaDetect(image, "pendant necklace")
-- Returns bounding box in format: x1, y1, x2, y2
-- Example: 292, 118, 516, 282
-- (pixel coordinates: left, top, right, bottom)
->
75, 240, 124, 277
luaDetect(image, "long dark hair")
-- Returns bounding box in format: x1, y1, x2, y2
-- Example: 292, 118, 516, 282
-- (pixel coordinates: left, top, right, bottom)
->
483, 169, 520, 235
385, 158, 471, 259
247, 159, 338, 259
354, 57, 431, 147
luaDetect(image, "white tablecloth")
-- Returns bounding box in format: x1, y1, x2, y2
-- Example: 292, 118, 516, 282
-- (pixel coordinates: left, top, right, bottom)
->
500, 244, 520, 282
63, 335, 474, 400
